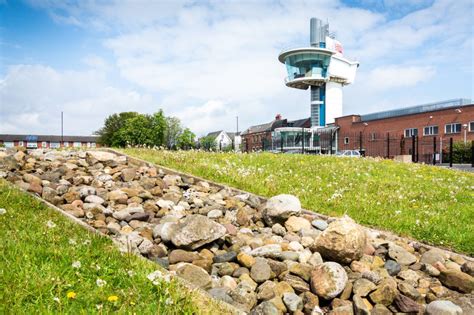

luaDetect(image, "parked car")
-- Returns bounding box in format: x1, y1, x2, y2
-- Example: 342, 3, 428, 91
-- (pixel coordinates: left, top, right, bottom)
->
336, 150, 361, 158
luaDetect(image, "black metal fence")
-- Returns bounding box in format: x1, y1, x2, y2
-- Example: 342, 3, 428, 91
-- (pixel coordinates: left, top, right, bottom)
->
262, 131, 474, 167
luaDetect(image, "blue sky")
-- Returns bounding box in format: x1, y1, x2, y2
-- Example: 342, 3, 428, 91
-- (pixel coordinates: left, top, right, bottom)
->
1, 0, 472, 136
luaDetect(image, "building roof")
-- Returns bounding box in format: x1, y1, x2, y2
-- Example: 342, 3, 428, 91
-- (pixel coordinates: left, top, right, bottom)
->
205, 130, 223, 139
0, 134, 99, 142
287, 117, 311, 128
241, 119, 287, 135
360, 98, 472, 122
226, 132, 240, 141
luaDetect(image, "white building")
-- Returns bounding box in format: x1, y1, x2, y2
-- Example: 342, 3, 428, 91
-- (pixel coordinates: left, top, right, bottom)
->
205, 130, 241, 151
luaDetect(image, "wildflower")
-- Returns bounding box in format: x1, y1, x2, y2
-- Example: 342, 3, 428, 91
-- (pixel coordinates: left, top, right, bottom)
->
96, 304, 103, 310
66, 291, 76, 299
0, 208, 6, 215
72, 261, 81, 269
53, 297, 60, 303
165, 297, 173, 305
147, 270, 162, 282
107, 295, 119, 302
68, 239, 77, 245
96, 278, 107, 287
83, 239, 91, 245
130, 301, 136, 306
127, 270, 136, 277
46, 220, 57, 228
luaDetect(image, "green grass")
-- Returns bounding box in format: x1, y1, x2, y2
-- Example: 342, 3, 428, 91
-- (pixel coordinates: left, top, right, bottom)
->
122, 149, 474, 255
0, 179, 222, 314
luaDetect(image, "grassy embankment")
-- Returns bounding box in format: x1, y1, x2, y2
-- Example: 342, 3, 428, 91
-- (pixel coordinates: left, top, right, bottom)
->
0, 179, 224, 314
123, 149, 474, 255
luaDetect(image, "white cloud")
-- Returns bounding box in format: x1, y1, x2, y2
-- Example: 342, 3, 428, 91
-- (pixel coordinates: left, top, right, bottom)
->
0, 64, 155, 135
363, 65, 436, 91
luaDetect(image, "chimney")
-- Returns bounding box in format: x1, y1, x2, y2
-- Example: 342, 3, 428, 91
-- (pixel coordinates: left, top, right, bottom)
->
275, 114, 282, 120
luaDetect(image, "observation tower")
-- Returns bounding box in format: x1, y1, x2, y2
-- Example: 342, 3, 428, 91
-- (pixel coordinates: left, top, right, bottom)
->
278, 18, 359, 128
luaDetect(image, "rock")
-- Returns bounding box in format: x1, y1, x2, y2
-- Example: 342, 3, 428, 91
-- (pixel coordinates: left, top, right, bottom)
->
421, 248, 447, 265
120, 168, 136, 182
257, 281, 277, 300
282, 292, 303, 312
238, 252, 256, 268
383, 259, 401, 276
313, 216, 367, 264
41, 187, 58, 203
397, 282, 420, 301
368, 278, 398, 306
85, 195, 105, 205
353, 295, 372, 315
308, 252, 323, 267
310, 262, 348, 300
397, 269, 420, 286
370, 304, 391, 315
262, 194, 301, 226
208, 288, 233, 304
251, 258, 272, 283
352, 278, 376, 297
250, 300, 282, 315
176, 263, 211, 289
438, 269, 474, 293
207, 209, 223, 219
28, 182, 42, 194
388, 243, 416, 265
289, 262, 312, 281
393, 294, 419, 313
86, 151, 117, 162
107, 190, 128, 204
461, 261, 474, 277
285, 216, 311, 233
168, 249, 199, 264
230, 282, 258, 312
112, 206, 144, 220
249, 244, 282, 257
272, 223, 286, 236
168, 215, 226, 250
282, 274, 310, 293
125, 212, 149, 222
79, 186, 96, 199
138, 239, 154, 254
312, 219, 328, 231
425, 300, 463, 315
213, 251, 237, 263
267, 259, 288, 277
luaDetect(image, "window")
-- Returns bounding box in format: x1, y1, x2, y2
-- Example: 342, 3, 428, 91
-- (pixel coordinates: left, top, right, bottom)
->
423, 125, 438, 136
91, 143, 96, 148
50, 142, 60, 148
370, 133, 376, 141
27, 142, 38, 148
18, 141, 24, 147
445, 123, 461, 134
4, 141, 13, 148
470, 121, 474, 132
344, 137, 349, 144
404, 128, 418, 137
42, 142, 48, 148
73, 142, 81, 148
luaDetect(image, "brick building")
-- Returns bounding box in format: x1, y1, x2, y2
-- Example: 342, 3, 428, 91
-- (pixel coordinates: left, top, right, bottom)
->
241, 115, 310, 152
0, 134, 99, 149
336, 99, 473, 145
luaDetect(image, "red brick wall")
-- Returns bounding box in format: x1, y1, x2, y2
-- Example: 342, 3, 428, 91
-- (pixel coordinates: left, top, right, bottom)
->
336, 105, 474, 152
242, 131, 272, 152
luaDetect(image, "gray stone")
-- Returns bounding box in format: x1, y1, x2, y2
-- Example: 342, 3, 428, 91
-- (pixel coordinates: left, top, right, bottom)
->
121, 168, 137, 182
85, 195, 105, 205
421, 248, 447, 265
384, 259, 401, 276
249, 301, 281, 315
461, 261, 474, 277
213, 251, 237, 263
426, 300, 463, 315
388, 244, 417, 265
282, 292, 303, 312
168, 214, 226, 250
353, 278, 376, 297
229, 282, 258, 312
207, 209, 223, 219
311, 219, 328, 231
79, 186, 96, 199
251, 258, 272, 283
353, 295, 371, 315
262, 194, 301, 226
249, 244, 282, 257
176, 263, 211, 289
208, 287, 233, 304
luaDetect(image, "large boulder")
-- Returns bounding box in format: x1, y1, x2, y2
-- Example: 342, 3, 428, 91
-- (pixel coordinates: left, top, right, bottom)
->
168, 214, 226, 250
86, 151, 117, 162
262, 194, 301, 226
176, 263, 212, 289
310, 262, 348, 300
439, 269, 474, 293
426, 300, 463, 315
312, 216, 367, 264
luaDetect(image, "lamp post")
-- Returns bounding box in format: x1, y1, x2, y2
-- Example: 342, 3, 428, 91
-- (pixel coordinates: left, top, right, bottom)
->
463, 124, 468, 144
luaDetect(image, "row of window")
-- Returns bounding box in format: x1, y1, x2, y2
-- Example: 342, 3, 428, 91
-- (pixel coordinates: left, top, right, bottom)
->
404, 122, 474, 137
2, 141, 97, 148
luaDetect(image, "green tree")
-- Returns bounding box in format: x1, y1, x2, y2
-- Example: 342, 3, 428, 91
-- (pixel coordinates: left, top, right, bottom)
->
151, 110, 167, 147
95, 112, 139, 147
164, 116, 183, 149
176, 128, 196, 150
118, 114, 155, 147
199, 136, 216, 151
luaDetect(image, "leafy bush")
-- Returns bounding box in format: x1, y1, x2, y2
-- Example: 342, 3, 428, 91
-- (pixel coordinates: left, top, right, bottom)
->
442, 141, 472, 163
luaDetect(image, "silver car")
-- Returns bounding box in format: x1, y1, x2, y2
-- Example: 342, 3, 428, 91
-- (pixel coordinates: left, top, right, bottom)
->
336, 150, 361, 158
